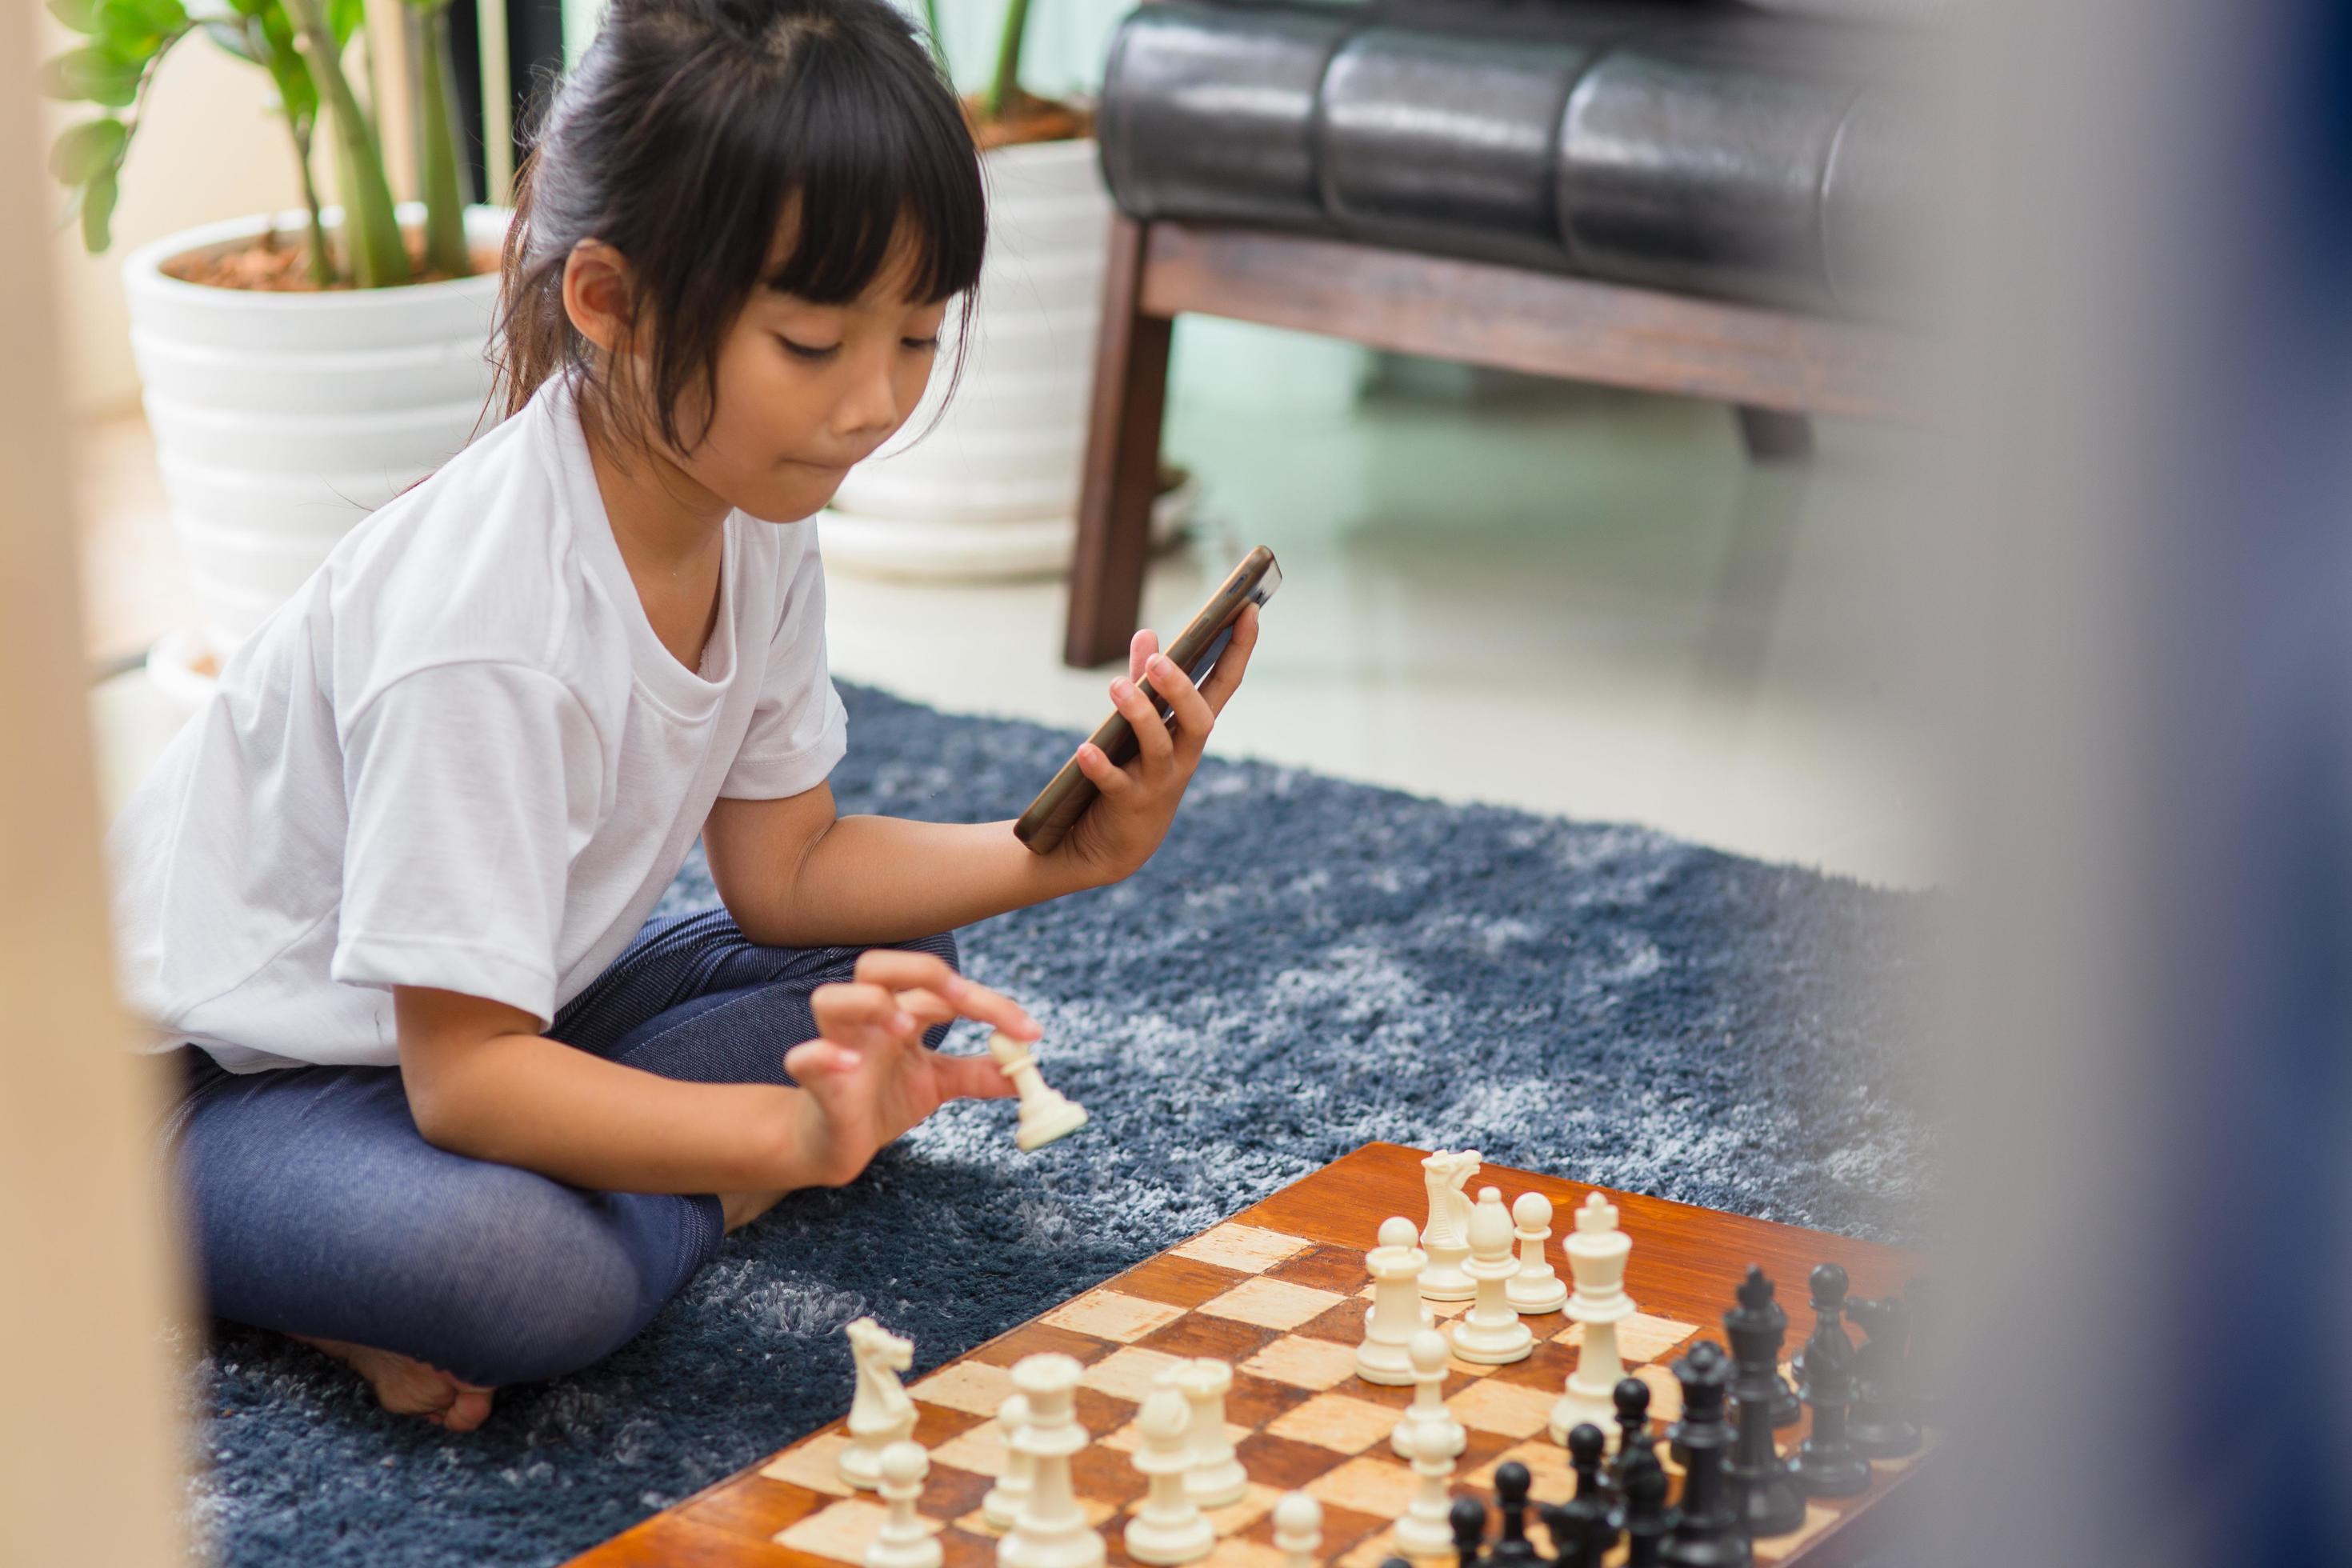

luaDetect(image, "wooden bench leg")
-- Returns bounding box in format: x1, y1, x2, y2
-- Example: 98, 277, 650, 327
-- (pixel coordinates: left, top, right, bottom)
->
1066, 214, 1174, 668
1735, 404, 1814, 463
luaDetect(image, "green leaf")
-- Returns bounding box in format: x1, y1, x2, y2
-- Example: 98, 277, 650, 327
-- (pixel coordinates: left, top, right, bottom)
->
39, 46, 143, 107
202, 18, 257, 59
326, 0, 363, 47
81, 170, 120, 253
47, 117, 127, 184
46, 0, 103, 36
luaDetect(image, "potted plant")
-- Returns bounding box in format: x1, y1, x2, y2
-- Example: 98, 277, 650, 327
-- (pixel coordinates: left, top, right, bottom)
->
818, 0, 1192, 580
43, 0, 507, 674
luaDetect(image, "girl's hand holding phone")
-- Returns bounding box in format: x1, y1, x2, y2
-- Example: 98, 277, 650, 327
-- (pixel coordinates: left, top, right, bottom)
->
1057, 605, 1262, 888
782, 950, 1037, 1188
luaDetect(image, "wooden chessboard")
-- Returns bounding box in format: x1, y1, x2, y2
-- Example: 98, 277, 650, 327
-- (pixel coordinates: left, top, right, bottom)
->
568, 1143, 1927, 1568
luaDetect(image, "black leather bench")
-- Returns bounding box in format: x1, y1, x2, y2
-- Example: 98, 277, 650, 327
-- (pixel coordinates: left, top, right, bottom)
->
1065, 0, 1924, 666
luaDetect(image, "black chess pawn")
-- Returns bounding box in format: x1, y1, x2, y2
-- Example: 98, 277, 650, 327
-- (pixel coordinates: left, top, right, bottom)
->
1845, 1296, 1922, 1460
1660, 1341, 1750, 1567
1722, 1265, 1802, 1430
1450, 1495, 1491, 1568
1543, 1424, 1617, 1568
1491, 1462, 1543, 1566
1617, 1448, 1674, 1568
1787, 1265, 1873, 1498
1610, 1375, 1654, 1488
1724, 1277, 1808, 1537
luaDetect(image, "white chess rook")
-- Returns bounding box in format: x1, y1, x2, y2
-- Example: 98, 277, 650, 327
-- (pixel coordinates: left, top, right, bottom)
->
1390, 1328, 1465, 1459
1550, 1191, 1635, 1444
1174, 1359, 1248, 1509
1356, 1215, 1433, 1384
980, 1391, 1034, 1530
842, 1317, 918, 1490
1417, 1149, 1482, 1301
999, 1354, 1105, 1568
1122, 1388, 1214, 1566
866, 1441, 942, 1568
1506, 1191, 1569, 1314
1447, 1186, 1536, 1364
1273, 1492, 1322, 1568
988, 1031, 1090, 1152
1392, 1410, 1466, 1557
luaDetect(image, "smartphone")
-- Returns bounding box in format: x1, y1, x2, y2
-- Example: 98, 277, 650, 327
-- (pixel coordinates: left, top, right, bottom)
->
1014, 546, 1282, 854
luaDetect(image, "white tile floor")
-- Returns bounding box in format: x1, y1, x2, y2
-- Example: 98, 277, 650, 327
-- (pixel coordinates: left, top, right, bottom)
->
79, 348, 1937, 887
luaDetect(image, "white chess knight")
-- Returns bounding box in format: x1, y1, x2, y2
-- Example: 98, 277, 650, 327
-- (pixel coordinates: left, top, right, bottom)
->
1391, 1404, 1466, 1557
1272, 1491, 1322, 1568
1173, 1359, 1248, 1509
866, 1440, 942, 1568
987, 1031, 1090, 1152
1356, 1215, 1434, 1384
1389, 1328, 1465, 1459
1549, 1191, 1635, 1443
1447, 1186, 1536, 1364
842, 1317, 918, 1490
980, 1391, 1034, 1530
1506, 1191, 1569, 1314
1418, 1149, 1482, 1301
1000, 1354, 1105, 1568
1122, 1388, 1214, 1566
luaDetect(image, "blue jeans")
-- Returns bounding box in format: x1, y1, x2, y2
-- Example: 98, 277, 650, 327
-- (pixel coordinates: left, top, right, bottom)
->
162, 907, 958, 1388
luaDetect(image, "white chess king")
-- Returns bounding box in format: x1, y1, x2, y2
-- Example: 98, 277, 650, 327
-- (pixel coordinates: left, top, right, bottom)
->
988, 1031, 1090, 1152
1550, 1191, 1635, 1443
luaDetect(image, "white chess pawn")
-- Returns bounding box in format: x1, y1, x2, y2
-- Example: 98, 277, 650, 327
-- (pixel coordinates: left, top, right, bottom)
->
1448, 1186, 1535, 1364
866, 1441, 942, 1568
1272, 1491, 1322, 1568
842, 1317, 918, 1490
1506, 1191, 1569, 1314
1357, 1215, 1434, 1384
1000, 1354, 1104, 1568
1391, 1409, 1466, 1557
1389, 1328, 1464, 1459
1418, 1149, 1481, 1301
1173, 1358, 1248, 1509
1122, 1388, 1214, 1566
981, 1391, 1033, 1530
987, 1031, 1090, 1152
1549, 1191, 1635, 1443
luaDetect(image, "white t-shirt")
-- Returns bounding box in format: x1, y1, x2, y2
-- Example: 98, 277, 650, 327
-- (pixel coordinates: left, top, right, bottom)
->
106, 372, 847, 1074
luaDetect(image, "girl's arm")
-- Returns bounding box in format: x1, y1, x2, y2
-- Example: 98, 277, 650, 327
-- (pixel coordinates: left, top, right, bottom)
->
706, 610, 1259, 948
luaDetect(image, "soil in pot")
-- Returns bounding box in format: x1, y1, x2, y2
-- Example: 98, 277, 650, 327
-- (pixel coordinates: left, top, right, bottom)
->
966, 89, 1095, 150
162, 228, 502, 292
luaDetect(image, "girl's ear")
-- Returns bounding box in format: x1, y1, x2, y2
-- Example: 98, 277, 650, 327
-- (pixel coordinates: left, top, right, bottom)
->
561, 239, 638, 358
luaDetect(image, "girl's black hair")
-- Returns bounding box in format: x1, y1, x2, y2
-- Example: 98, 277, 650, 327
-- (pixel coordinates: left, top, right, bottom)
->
493, 0, 986, 455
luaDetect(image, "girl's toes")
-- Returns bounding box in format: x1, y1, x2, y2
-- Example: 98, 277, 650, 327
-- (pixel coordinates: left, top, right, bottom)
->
442, 1386, 496, 1432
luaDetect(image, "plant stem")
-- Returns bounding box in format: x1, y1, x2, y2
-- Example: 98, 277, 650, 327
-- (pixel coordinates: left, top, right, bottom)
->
283, 0, 410, 287
294, 127, 335, 285
984, 0, 1031, 122
411, 0, 470, 274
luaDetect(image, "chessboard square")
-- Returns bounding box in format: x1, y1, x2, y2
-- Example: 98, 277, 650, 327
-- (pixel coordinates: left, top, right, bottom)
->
970, 1322, 1119, 1368
1113, 1251, 1253, 1310
1337, 1531, 1454, 1568
1450, 1376, 1562, 1440
1266, 1391, 1398, 1455
914, 1404, 986, 1448
1102, 1417, 1250, 1455
1465, 1438, 1576, 1494
1079, 1345, 1192, 1402
1198, 1277, 1349, 1331
1426, 1297, 1474, 1319
776, 1497, 941, 1562
910, 1359, 1016, 1416
930, 1422, 1007, 1478
1171, 1222, 1312, 1274
1137, 1312, 1282, 1363
937, 1527, 998, 1568
1200, 1538, 1289, 1568
1202, 1482, 1283, 1536
1074, 1386, 1143, 1438
1219, 1369, 1307, 1430
1617, 1313, 1702, 1366
1443, 1346, 1502, 1380
1294, 1300, 1375, 1346
1264, 1242, 1373, 1294
1042, 1290, 1190, 1345
1753, 1502, 1843, 1562
1486, 1338, 1580, 1392
1633, 1362, 1684, 1426
1306, 1454, 1418, 1516
1239, 1333, 1362, 1391
952, 1498, 1118, 1539
922, 1465, 996, 1524
682, 1474, 830, 1540
1235, 1430, 1356, 1490
761, 1432, 857, 1498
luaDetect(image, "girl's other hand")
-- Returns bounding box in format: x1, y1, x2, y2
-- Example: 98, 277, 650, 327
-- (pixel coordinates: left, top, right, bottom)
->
781, 949, 1036, 1188
1059, 603, 1260, 888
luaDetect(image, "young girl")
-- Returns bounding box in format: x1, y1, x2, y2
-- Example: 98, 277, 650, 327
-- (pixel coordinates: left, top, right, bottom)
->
111, 0, 1257, 1432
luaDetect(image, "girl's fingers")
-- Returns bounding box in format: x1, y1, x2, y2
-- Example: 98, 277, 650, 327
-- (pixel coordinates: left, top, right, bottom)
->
850, 950, 1040, 1040
1110, 676, 1174, 772
1144, 651, 1215, 763
811, 980, 919, 1042
893, 986, 959, 1028
1128, 626, 1159, 686
784, 1037, 861, 1080
1074, 741, 1134, 799
934, 1050, 1018, 1102
1198, 606, 1260, 717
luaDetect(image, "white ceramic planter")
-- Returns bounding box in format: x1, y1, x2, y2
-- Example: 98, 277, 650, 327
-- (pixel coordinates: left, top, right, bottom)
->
821, 137, 1184, 580
123, 203, 509, 654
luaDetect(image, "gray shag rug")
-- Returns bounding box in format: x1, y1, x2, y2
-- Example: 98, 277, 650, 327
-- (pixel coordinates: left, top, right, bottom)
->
180, 680, 1929, 1566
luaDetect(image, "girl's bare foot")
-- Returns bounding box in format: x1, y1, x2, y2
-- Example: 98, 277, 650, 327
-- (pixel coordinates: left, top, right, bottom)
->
288, 1334, 497, 1431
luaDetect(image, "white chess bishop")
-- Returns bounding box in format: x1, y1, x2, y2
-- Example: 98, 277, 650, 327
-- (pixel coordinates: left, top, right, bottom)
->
1356, 1215, 1434, 1383
1549, 1191, 1635, 1442
1418, 1149, 1482, 1301
842, 1318, 918, 1490
999, 1354, 1105, 1568
1506, 1191, 1569, 1314
988, 1031, 1090, 1152
1447, 1186, 1535, 1364
1122, 1388, 1214, 1565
